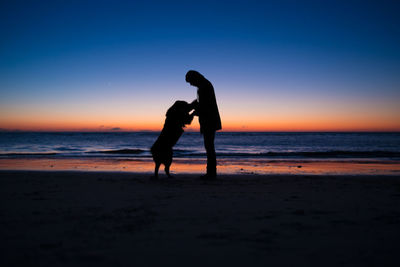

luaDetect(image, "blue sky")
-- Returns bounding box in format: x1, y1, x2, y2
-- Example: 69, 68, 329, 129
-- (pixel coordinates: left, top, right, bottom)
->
1, 0, 399, 131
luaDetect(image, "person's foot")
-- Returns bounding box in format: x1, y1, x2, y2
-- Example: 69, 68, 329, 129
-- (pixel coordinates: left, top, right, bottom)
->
200, 174, 217, 180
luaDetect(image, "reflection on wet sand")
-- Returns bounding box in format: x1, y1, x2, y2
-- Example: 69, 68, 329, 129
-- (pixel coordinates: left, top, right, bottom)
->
1, 158, 399, 175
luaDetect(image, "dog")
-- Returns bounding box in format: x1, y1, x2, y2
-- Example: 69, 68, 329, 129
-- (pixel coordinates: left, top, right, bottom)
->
151, 100, 194, 178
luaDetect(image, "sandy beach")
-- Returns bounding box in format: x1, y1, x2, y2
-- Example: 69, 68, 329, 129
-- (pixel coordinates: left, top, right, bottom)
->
1, 171, 400, 266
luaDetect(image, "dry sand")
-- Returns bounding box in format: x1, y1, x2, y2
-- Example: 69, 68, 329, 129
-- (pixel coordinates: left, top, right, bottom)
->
1, 171, 400, 266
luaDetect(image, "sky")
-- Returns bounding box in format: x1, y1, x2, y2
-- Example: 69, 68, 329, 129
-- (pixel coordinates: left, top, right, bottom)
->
1, 0, 399, 131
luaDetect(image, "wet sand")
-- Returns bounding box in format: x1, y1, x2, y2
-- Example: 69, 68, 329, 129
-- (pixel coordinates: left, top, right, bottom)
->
1, 171, 400, 266
1, 157, 400, 175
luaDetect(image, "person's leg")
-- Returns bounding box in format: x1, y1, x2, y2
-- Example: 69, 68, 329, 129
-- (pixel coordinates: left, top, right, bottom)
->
203, 130, 216, 176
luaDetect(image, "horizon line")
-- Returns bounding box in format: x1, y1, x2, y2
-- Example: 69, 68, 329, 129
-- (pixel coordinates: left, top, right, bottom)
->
1, 130, 399, 133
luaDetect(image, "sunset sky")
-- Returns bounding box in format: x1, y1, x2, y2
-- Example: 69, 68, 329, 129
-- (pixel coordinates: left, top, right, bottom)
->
1, 0, 399, 131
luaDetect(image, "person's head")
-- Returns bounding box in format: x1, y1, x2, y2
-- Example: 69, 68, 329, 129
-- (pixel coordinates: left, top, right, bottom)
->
185, 70, 205, 87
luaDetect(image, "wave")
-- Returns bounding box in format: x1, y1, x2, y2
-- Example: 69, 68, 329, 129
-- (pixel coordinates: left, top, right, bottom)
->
0, 152, 58, 156
55, 147, 82, 151
266, 150, 400, 158
173, 150, 400, 158
87, 149, 145, 154
1, 150, 399, 159
214, 150, 400, 158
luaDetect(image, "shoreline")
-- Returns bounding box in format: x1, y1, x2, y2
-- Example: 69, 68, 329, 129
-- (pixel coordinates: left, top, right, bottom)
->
1, 157, 400, 176
1, 169, 400, 177
1, 171, 400, 266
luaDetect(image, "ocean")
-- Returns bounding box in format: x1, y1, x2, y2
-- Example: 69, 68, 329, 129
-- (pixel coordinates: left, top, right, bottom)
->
1, 132, 400, 175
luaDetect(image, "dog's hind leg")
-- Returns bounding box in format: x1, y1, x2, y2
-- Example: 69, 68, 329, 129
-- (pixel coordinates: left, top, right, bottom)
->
165, 164, 172, 178
152, 162, 161, 179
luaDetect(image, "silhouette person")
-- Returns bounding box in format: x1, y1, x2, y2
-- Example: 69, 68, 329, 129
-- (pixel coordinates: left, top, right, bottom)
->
186, 70, 222, 179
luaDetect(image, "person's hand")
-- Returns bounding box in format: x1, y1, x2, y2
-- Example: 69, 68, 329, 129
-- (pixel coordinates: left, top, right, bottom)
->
190, 110, 198, 117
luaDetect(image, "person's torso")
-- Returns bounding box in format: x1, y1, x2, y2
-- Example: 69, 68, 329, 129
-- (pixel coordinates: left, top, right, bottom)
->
197, 81, 222, 131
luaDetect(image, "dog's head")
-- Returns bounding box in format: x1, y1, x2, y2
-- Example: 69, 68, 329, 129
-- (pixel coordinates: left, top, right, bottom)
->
166, 100, 194, 126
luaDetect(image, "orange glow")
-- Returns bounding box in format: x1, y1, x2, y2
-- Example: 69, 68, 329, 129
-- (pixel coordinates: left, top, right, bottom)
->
1, 103, 399, 132
1, 118, 399, 132
220, 118, 400, 132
